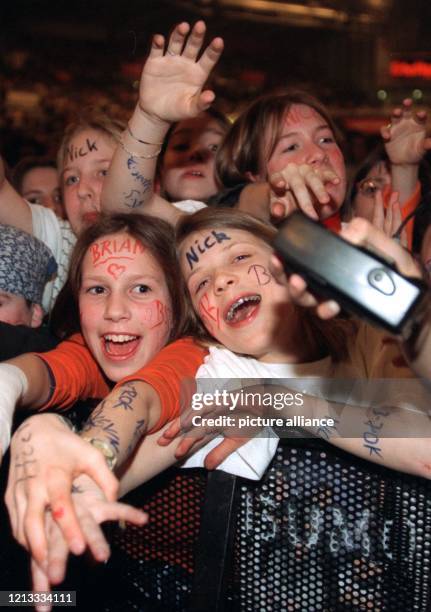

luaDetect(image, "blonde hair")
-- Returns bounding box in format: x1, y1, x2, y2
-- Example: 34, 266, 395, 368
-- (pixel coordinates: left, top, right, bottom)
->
57, 108, 125, 173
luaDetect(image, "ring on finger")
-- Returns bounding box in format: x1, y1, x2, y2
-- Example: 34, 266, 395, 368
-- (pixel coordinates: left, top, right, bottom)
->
166, 49, 177, 56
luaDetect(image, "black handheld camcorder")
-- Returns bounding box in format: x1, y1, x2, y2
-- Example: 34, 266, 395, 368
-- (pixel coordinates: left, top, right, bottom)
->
273, 212, 427, 336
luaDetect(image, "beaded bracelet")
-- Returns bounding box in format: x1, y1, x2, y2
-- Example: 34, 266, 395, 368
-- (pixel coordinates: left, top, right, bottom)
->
127, 123, 163, 146
119, 138, 161, 160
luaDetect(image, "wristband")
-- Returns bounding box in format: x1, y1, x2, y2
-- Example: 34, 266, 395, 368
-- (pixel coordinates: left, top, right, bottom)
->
0, 364, 29, 455
119, 138, 162, 160
127, 123, 163, 146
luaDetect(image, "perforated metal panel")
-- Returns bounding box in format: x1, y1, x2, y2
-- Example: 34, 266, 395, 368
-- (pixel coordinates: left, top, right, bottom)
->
225, 439, 431, 612
103, 467, 207, 611
97, 439, 431, 611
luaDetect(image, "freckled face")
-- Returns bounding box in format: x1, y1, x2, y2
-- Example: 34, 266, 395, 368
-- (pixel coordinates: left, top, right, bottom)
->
79, 231, 173, 382
179, 228, 298, 362
21, 167, 63, 217
61, 129, 115, 235
264, 104, 347, 218
160, 114, 226, 203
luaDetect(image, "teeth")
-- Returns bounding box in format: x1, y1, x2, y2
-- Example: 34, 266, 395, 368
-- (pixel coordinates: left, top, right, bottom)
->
104, 334, 138, 343
190, 171, 202, 176
226, 295, 261, 321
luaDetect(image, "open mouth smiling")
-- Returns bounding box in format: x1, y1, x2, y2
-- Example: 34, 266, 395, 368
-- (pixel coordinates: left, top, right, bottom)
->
102, 333, 141, 359
224, 294, 261, 326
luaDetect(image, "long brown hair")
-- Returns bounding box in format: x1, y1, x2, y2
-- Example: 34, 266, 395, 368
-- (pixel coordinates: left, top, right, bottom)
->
51, 213, 195, 341
216, 90, 342, 188
176, 207, 354, 362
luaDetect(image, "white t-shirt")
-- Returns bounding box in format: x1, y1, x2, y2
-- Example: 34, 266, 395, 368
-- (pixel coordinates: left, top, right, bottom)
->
30, 205, 76, 313
183, 323, 423, 479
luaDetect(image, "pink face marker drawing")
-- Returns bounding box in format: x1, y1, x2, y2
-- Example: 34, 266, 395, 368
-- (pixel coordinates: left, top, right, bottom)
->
141, 300, 171, 329
107, 263, 126, 279
198, 293, 220, 333
285, 104, 315, 125
91, 238, 145, 267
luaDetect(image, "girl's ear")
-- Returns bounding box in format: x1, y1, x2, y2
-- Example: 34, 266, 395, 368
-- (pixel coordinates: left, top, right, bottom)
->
30, 303, 44, 328
245, 171, 260, 183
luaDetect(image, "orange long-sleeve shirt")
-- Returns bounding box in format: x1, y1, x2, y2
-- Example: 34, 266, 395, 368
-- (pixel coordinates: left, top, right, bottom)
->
36, 335, 207, 432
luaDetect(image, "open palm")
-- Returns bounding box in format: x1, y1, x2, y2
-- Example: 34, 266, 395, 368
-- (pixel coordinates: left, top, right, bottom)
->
139, 21, 224, 122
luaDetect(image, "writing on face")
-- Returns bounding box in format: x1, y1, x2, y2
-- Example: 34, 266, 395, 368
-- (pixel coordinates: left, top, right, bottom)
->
248, 264, 271, 286
199, 292, 221, 333
141, 299, 171, 329
185, 229, 231, 270
66, 138, 98, 163
285, 104, 316, 125
196, 262, 273, 333
90, 237, 145, 271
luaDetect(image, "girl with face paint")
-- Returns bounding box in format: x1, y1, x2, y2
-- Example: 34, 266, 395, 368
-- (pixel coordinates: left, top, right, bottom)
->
0, 112, 125, 313
215, 91, 347, 229
159, 208, 431, 475
3, 213, 206, 596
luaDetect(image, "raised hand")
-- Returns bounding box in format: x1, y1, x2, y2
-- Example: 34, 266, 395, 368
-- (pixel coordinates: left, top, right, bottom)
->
268, 163, 340, 222
381, 98, 431, 165
269, 253, 341, 319
138, 21, 224, 124
371, 189, 407, 247
30, 474, 147, 611
339, 217, 421, 279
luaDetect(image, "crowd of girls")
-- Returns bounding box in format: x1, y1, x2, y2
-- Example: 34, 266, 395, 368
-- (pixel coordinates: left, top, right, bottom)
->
0, 18, 431, 608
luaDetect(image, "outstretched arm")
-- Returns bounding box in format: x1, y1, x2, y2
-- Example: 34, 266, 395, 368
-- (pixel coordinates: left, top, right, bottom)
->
101, 21, 224, 223
237, 165, 341, 224
30, 473, 147, 609
5, 378, 163, 567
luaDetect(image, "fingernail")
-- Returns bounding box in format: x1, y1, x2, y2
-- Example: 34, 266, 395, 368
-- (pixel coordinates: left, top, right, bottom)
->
70, 539, 85, 555
326, 300, 340, 314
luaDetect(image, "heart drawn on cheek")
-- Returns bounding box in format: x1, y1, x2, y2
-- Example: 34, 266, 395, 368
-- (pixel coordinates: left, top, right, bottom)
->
107, 263, 126, 279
